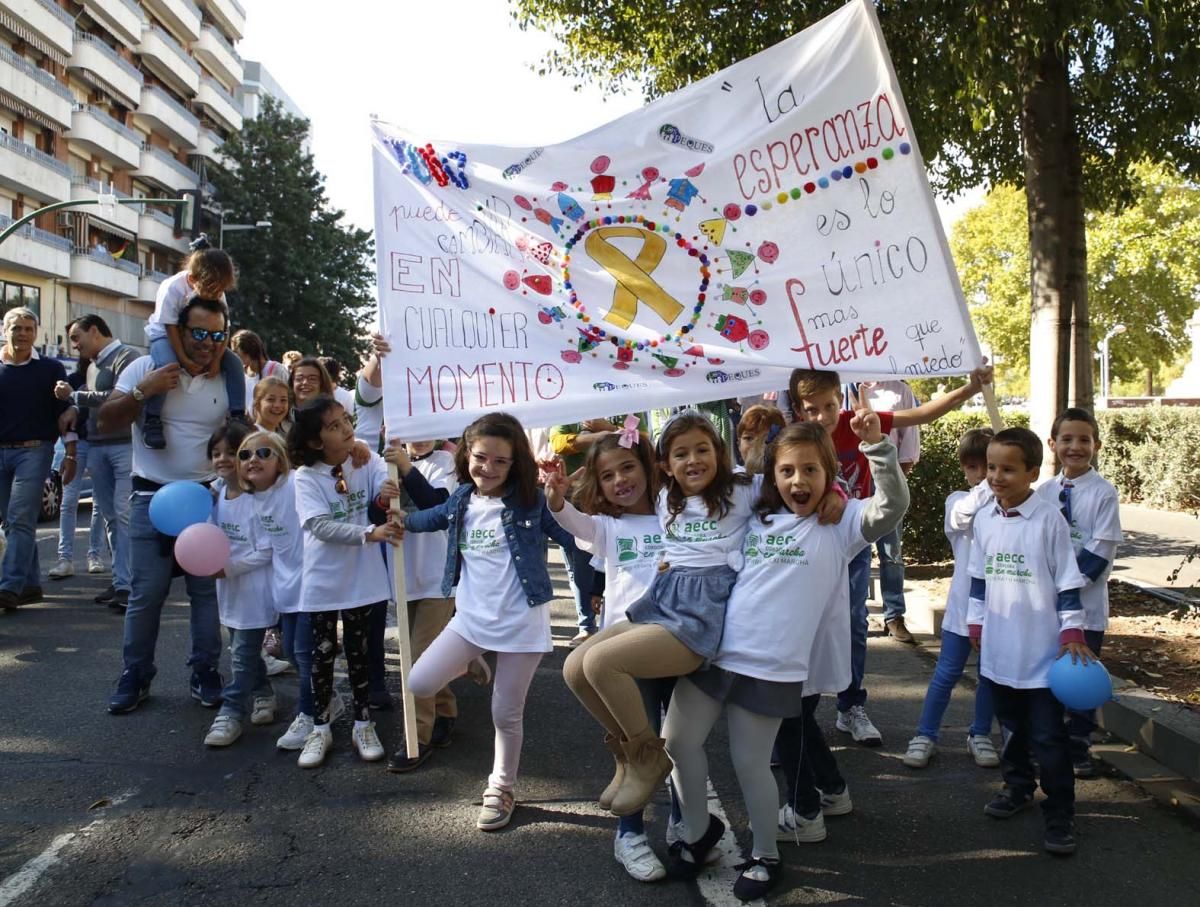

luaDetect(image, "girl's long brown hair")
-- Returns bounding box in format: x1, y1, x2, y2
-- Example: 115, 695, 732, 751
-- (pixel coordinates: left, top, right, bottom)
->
755, 422, 839, 524
454, 412, 539, 509
573, 432, 657, 517
658, 411, 748, 529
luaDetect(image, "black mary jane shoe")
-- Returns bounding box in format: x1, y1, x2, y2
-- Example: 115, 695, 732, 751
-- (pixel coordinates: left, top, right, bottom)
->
733, 857, 782, 901
666, 814, 726, 879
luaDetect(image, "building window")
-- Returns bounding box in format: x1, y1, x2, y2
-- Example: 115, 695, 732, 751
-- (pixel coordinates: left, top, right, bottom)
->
2, 282, 41, 321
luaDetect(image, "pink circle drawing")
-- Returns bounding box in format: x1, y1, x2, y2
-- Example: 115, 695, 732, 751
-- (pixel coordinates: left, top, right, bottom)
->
641, 167, 660, 181
514, 195, 532, 211
723, 203, 742, 221
591, 155, 611, 174
757, 241, 780, 264
613, 361, 629, 370
749, 289, 767, 305
685, 163, 705, 178
748, 330, 770, 350
561, 349, 582, 364
502, 270, 520, 291
537, 311, 553, 325
515, 236, 529, 251
551, 181, 568, 191
664, 367, 685, 378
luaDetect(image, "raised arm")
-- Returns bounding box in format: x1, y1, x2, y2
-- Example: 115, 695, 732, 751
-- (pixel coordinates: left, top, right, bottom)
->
857, 439, 910, 543
891, 364, 993, 428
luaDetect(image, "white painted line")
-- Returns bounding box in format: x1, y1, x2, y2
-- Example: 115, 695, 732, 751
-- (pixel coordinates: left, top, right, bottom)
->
696, 778, 766, 907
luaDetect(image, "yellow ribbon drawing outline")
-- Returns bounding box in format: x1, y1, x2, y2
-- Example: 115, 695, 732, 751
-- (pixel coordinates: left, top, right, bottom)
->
584, 226, 685, 330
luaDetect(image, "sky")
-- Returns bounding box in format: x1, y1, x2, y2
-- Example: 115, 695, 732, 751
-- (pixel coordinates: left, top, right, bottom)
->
238, 0, 982, 237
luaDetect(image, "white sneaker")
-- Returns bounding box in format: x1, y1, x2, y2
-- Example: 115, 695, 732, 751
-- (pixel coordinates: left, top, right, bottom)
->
903, 735, 937, 768
836, 706, 882, 746
968, 734, 1001, 768
776, 804, 827, 842
665, 819, 722, 864
204, 715, 242, 747
87, 556, 106, 574
48, 558, 74, 579
263, 655, 292, 676
352, 721, 385, 761
277, 713, 314, 750
298, 724, 333, 768
250, 695, 276, 726
818, 785, 853, 816
614, 831, 666, 881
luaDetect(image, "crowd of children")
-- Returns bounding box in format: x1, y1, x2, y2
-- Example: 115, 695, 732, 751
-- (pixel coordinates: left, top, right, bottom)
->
186, 347, 1121, 901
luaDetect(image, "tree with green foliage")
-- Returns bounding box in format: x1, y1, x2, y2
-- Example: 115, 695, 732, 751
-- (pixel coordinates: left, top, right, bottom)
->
514, 0, 1200, 458
953, 162, 1200, 398
210, 95, 374, 377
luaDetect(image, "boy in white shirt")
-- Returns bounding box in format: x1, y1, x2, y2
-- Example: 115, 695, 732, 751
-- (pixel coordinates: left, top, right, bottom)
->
1035, 408, 1122, 778
967, 427, 1092, 856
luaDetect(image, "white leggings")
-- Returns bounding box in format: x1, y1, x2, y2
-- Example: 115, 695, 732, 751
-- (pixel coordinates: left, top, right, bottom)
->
408, 629, 543, 791
663, 677, 783, 860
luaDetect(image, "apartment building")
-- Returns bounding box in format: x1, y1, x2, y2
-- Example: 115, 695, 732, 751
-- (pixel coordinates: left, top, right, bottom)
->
0, 0, 246, 354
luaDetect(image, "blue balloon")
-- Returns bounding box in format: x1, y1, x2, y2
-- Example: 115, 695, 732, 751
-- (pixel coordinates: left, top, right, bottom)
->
149, 481, 213, 536
1049, 655, 1113, 711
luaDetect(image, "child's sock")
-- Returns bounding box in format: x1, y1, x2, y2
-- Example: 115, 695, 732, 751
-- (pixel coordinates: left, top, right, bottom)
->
354, 719, 372, 730
618, 811, 646, 836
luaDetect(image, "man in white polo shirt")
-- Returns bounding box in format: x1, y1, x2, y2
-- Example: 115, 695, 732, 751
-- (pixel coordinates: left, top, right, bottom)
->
99, 297, 232, 714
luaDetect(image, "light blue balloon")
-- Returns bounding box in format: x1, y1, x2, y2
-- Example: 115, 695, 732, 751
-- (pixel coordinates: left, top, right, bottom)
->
148, 481, 213, 536
1049, 655, 1113, 711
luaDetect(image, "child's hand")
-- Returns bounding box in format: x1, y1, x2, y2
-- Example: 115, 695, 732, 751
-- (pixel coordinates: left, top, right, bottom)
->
368, 518, 403, 546
816, 487, 847, 524
349, 439, 372, 469
379, 478, 401, 502
1058, 642, 1096, 665
848, 388, 883, 444
383, 440, 412, 475
370, 332, 391, 358
582, 418, 617, 433
542, 460, 568, 511
966, 358, 994, 393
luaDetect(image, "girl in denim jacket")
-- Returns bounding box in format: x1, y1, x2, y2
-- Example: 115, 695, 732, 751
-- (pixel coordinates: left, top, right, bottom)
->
399, 412, 577, 832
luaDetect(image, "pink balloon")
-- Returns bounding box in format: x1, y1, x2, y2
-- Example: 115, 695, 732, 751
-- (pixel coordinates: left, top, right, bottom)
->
175, 523, 231, 577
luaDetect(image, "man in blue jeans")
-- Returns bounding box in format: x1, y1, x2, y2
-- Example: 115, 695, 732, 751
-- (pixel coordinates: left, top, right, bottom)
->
99, 297, 232, 713
0, 307, 78, 610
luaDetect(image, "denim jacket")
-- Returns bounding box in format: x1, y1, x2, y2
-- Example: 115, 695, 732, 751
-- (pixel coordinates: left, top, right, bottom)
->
404, 476, 576, 607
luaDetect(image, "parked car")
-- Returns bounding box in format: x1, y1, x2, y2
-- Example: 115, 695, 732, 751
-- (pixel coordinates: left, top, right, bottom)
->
39, 440, 92, 522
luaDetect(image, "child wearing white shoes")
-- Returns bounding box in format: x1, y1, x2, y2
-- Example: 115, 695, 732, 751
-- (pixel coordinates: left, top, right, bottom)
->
904, 428, 1000, 770
288, 396, 402, 768
204, 421, 278, 747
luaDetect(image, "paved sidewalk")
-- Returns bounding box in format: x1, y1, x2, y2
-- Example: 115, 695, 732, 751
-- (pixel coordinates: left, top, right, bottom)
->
1116, 503, 1200, 599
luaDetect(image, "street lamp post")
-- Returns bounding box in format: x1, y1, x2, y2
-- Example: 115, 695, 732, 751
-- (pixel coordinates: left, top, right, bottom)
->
218, 219, 272, 248
1099, 323, 1127, 406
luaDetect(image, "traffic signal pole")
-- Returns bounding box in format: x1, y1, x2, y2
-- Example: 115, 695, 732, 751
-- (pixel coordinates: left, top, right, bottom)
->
0, 197, 188, 247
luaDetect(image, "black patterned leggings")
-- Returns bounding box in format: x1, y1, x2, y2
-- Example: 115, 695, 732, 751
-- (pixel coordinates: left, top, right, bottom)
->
311, 603, 377, 723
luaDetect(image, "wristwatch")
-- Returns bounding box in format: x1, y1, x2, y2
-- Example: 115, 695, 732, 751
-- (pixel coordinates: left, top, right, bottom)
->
132, 385, 146, 402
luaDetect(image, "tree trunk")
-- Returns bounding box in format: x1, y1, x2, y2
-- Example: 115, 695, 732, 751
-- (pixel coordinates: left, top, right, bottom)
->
1145, 367, 1154, 396
1022, 42, 1088, 476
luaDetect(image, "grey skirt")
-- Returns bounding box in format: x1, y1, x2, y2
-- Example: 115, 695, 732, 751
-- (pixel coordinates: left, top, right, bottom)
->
688, 665, 807, 718
625, 564, 737, 661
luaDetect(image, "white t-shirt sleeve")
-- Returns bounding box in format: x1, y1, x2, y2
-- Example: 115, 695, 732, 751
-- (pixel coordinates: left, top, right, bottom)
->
1088, 486, 1123, 545
966, 530, 986, 626
114, 356, 151, 394
295, 469, 332, 524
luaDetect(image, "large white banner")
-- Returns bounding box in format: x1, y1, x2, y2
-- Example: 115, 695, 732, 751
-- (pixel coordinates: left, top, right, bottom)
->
372, 0, 981, 439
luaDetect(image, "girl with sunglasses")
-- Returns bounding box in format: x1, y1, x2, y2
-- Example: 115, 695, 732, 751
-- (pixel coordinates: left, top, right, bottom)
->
287, 397, 402, 768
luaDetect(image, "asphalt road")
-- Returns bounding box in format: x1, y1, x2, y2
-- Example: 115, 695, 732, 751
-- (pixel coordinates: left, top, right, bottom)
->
2, 513, 1198, 906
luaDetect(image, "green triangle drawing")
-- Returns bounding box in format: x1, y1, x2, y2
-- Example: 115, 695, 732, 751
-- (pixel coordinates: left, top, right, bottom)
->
653, 353, 679, 369
725, 249, 754, 278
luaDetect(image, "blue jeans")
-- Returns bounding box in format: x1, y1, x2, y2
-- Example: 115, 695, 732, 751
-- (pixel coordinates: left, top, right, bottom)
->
0, 444, 54, 593
991, 683, 1074, 820
876, 522, 906, 622
779, 694, 845, 816
562, 542, 597, 632
837, 546, 871, 712
87, 442, 132, 592
219, 626, 273, 719
146, 338, 245, 416
280, 611, 314, 716
122, 492, 222, 676
56, 439, 106, 562
1066, 630, 1105, 758
916, 629, 995, 739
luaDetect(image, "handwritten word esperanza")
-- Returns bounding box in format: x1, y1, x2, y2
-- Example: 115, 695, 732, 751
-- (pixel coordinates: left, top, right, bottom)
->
732, 91, 906, 201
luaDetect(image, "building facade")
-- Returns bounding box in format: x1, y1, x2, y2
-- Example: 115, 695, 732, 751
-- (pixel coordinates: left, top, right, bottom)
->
0, 0, 247, 353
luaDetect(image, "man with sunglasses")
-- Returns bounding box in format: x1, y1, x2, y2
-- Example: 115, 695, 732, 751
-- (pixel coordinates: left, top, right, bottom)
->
98, 297, 236, 714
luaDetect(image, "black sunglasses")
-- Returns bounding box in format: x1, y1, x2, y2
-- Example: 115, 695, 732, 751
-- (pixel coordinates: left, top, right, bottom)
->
237, 447, 275, 462
188, 327, 228, 343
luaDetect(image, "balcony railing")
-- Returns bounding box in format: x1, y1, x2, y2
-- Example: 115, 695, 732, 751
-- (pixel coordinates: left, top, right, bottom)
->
141, 206, 175, 226
143, 266, 171, 281
0, 45, 74, 102
141, 142, 200, 183
75, 103, 143, 144
198, 74, 236, 108
72, 246, 143, 275
199, 23, 241, 63
144, 22, 201, 76
141, 83, 200, 128
74, 31, 144, 82
113, 0, 145, 20
70, 174, 132, 198
0, 214, 73, 251
36, 0, 76, 26
0, 131, 72, 177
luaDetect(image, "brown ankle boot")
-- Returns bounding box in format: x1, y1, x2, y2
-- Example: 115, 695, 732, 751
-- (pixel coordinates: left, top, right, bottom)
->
598, 733, 627, 811
610, 729, 673, 816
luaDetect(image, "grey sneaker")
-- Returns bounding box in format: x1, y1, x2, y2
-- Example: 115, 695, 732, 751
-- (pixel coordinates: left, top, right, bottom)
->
476, 786, 515, 831
903, 735, 937, 768
776, 804, 826, 842
250, 695, 277, 726
836, 706, 882, 746
204, 715, 243, 747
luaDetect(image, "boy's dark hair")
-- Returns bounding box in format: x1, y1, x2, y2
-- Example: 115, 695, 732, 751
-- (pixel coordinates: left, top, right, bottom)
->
454, 412, 539, 509
991, 427, 1043, 470
287, 396, 341, 467
206, 418, 252, 459
573, 432, 657, 517
69, 313, 112, 337
788, 368, 841, 406
958, 427, 994, 464
657, 410, 749, 528
1050, 407, 1100, 441
178, 295, 229, 330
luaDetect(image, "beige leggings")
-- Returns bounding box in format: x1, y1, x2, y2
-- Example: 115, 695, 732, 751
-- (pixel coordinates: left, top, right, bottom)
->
562, 621, 703, 740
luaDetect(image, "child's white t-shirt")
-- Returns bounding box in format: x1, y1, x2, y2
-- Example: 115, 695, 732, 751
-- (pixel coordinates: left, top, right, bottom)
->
256, 474, 303, 614
657, 480, 757, 569
448, 494, 551, 653
715, 500, 867, 687
942, 482, 993, 638
1035, 469, 1122, 630
214, 489, 276, 629
968, 493, 1087, 688
294, 453, 391, 612
578, 512, 664, 628
145, 271, 228, 342
403, 450, 457, 601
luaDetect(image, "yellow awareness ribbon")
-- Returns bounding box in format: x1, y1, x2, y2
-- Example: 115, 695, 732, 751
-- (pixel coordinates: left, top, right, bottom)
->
584, 227, 684, 330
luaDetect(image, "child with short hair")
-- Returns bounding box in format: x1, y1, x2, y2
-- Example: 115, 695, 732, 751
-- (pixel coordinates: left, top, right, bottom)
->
203, 421, 276, 747
788, 365, 991, 745
736, 404, 786, 474
904, 427, 999, 769
1035, 408, 1122, 777
967, 427, 1091, 855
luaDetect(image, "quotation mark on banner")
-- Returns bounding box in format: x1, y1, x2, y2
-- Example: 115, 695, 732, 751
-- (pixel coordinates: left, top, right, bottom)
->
720, 81, 733, 92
